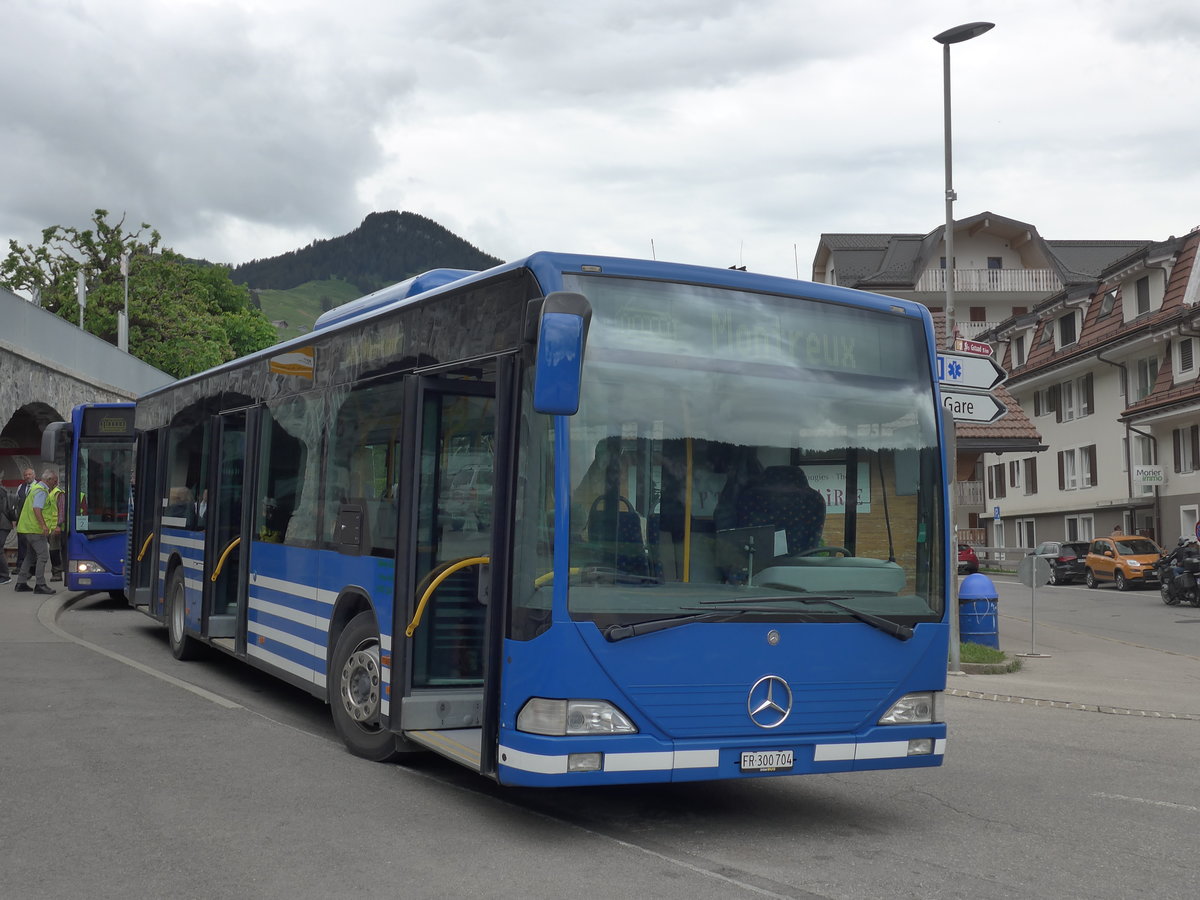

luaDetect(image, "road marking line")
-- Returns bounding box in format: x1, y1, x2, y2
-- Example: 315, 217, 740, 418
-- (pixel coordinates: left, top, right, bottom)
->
946, 689, 1200, 720
1093, 792, 1199, 813
40, 594, 243, 710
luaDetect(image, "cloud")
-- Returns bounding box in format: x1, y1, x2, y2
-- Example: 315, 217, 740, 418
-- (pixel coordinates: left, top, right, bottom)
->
2, 0, 1199, 279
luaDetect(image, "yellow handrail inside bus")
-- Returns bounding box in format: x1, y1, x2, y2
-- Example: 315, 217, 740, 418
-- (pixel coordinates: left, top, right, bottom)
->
210, 537, 242, 582
136, 533, 155, 562
405, 556, 490, 638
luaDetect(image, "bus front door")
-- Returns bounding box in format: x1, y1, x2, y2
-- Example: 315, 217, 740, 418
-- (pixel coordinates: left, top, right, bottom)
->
398, 368, 512, 777
204, 409, 253, 645
130, 430, 160, 614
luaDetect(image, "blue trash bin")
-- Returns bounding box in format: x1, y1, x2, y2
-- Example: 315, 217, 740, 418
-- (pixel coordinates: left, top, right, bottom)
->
958, 573, 999, 649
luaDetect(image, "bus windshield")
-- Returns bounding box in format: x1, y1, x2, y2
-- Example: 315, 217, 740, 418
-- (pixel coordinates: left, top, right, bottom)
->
75, 438, 132, 534
519, 274, 944, 635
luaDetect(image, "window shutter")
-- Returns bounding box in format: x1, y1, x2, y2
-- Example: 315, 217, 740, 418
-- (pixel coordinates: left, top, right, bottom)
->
987, 465, 994, 498
1180, 339, 1194, 373
1086, 445, 1098, 487
1028, 458, 1038, 494
1058, 451, 1065, 490
1083, 374, 1094, 415
1192, 426, 1199, 472
995, 465, 1006, 499
1051, 384, 1062, 423
1175, 429, 1183, 473
1034, 391, 1042, 417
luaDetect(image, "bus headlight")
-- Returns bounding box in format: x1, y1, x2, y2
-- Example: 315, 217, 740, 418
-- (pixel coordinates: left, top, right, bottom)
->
878, 691, 943, 725
517, 698, 638, 735
73, 561, 106, 574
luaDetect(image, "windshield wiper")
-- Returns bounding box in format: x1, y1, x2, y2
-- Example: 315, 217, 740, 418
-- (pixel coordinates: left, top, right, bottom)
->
603, 610, 748, 642
691, 595, 914, 641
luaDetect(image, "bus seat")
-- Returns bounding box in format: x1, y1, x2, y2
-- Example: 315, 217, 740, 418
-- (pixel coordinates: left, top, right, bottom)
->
735, 466, 825, 556
586, 495, 650, 577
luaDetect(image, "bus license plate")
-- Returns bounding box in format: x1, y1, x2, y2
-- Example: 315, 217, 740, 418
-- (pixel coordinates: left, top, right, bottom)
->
740, 750, 794, 772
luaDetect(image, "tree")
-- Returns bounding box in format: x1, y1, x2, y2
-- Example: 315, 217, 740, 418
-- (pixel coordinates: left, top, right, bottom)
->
0, 209, 277, 378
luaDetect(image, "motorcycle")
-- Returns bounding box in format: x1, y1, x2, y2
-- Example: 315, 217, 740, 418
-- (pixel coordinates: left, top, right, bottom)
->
1155, 555, 1200, 606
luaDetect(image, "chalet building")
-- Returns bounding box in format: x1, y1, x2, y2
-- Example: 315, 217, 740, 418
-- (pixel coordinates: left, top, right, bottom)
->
982, 228, 1200, 550
813, 211, 1147, 548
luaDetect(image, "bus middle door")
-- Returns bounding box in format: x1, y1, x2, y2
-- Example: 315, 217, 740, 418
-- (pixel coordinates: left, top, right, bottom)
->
203, 408, 255, 650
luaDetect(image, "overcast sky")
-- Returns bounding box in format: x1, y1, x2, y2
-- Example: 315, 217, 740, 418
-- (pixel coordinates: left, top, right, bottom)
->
3, 0, 1198, 283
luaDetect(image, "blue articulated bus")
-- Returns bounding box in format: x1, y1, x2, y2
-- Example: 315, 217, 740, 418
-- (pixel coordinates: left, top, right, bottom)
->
127, 253, 950, 787
42, 403, 135, 597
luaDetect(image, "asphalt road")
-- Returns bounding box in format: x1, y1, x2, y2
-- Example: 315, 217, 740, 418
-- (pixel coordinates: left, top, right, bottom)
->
2, 588, 1198, 899
987, 572, 1200, 658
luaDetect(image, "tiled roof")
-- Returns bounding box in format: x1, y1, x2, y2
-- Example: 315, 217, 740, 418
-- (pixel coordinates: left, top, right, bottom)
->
1120, 233, 1200, 419
1044, 240, 1153, 283
999, 232, 1198, 391
818, 213, 1145, 293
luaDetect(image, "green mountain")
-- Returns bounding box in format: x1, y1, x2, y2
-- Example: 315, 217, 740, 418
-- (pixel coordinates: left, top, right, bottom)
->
231, 211, 504, 338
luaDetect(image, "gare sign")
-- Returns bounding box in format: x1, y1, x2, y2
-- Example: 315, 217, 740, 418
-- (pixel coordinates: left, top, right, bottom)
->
941, 389, 1007, 424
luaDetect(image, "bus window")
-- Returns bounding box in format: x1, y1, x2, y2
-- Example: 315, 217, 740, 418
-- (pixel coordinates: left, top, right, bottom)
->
255, 394, 323, 546
325, 380, 403, 557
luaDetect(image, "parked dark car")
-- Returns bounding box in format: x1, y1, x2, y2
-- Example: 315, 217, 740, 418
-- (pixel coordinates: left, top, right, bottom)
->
1028, 540, 1090, 585
958, 543, 980, 575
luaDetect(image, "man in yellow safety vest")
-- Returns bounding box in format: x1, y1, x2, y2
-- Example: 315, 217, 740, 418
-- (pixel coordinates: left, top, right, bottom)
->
13, 468, 60, 595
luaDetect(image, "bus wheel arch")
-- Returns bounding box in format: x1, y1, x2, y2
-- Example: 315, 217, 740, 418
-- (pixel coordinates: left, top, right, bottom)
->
166, 561, 202, 660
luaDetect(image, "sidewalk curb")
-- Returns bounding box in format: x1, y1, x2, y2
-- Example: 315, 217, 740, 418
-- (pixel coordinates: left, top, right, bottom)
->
959, 657, 1022, 675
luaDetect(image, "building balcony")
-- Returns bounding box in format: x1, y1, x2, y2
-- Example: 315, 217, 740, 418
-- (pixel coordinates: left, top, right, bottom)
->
916, 268, 1062, 293
957, 480, 985, 507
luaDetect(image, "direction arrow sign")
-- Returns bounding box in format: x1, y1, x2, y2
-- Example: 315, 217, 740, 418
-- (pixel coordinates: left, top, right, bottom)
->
942, 389, 1007, 424
954, 337, 993, 357
937, 352, 1007, 391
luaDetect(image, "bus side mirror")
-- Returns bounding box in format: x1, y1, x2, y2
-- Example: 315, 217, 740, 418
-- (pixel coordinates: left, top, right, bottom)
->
41, 421, 72, 467
533, 291, 592, 416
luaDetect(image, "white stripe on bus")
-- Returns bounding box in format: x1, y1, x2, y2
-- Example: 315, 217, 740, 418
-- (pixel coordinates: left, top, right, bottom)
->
247, 620, 326, 659
246, 643, 327, 688
248, 596, 331, 633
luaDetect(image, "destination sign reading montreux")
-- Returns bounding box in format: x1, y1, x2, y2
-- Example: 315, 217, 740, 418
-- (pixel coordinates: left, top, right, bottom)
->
574, 278, 922, 379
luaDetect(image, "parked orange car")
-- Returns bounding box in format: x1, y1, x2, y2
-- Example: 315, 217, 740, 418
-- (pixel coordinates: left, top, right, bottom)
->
1084, 536, 1162, 591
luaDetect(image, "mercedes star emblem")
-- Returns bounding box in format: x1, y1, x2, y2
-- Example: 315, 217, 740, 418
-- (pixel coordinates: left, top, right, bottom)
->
747, 674, 792, 729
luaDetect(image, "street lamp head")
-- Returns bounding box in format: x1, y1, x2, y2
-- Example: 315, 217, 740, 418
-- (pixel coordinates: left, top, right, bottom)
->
933, 22, 994, 45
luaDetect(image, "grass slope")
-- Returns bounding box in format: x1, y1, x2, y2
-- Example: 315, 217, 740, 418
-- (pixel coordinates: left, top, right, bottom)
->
256, 279, 364, 341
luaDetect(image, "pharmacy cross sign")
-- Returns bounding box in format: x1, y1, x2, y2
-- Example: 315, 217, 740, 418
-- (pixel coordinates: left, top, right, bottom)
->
936, 352, 1006, 391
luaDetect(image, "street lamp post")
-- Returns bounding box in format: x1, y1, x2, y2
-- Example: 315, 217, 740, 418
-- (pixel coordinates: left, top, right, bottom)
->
934, 21, 992, 676
119, 252, 130, 352
934, 21, 994, 350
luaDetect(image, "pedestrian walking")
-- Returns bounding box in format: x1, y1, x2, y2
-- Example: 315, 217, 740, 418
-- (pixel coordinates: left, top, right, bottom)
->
13, 468, 35, 573
0, 480, 16, 585
13, 468, 60, 595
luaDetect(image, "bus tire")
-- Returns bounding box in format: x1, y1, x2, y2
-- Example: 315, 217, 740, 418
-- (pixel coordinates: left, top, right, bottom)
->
167, 568, 203, 661
330, 611, 402, 762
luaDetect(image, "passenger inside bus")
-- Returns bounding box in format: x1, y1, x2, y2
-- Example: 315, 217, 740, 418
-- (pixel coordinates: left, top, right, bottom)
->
166, 486, 195, 526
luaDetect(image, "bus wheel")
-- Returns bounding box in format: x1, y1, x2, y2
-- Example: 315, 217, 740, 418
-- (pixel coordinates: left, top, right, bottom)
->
167, 568, 203, 661
331, 611, 401, 762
